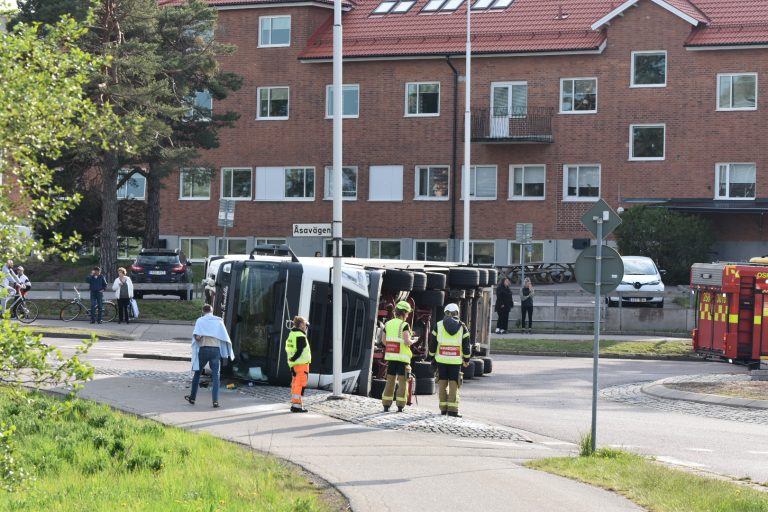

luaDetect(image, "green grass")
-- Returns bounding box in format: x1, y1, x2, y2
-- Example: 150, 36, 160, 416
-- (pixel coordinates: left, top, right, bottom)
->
492, 338, 694, 357
0, 388, 335, 512
28, 299, 204, 322
528, 449, 768, 512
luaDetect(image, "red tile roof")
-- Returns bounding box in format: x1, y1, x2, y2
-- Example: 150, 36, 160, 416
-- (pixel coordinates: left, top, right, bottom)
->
159, 0, 351, 8
686, 0, 768, 47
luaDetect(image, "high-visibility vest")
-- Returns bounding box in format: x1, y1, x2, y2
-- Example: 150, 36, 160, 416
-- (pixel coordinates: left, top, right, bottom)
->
285, 329, 311, 368
434, 321, 464, 365
384, 318, 412, 363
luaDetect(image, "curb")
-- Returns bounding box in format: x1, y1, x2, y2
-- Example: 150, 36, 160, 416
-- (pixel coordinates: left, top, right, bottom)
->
491, 349, 700, 361
123, 353, 190, 362
32, 331, 130, 341
641, 380, 768, 410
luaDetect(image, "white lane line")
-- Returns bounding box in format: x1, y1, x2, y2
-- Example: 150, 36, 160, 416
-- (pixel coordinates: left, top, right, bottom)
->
747, 451, 768, 455
656, 456, 709, 469
685, 448, 714, 453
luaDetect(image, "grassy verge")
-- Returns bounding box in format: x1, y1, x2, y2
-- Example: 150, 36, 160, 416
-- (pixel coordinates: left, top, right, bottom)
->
492, 338, 694, 357
28, 299, 204, 322
528, 448, 768, 512
0, 388, 340, 512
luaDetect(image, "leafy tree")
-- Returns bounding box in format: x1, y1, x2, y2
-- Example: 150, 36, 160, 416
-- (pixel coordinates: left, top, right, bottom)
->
613, 206, 715, 285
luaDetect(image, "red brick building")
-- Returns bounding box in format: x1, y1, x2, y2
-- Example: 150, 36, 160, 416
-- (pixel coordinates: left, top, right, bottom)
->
153, 0, 768, 264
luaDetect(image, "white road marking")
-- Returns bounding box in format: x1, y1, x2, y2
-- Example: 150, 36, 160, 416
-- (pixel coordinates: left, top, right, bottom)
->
747, 451, 768, 455
685, 448, 714, 453
656, 456, 709, 469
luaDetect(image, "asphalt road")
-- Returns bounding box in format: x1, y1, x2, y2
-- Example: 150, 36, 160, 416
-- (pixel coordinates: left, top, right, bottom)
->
52, 337, 767, 483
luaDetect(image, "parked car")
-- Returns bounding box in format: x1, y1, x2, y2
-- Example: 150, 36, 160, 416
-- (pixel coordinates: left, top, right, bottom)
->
606, 256, 665, 308
129, 248, 192, 299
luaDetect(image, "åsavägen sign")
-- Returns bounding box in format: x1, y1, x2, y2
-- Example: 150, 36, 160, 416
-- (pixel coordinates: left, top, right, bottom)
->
293, 223, 332, 237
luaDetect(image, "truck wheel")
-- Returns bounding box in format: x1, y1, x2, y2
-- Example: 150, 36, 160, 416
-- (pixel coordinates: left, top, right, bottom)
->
472, 358, 485, 377
382, 269, 414, 291
426, 272, 447, 290
487, 269, 498, 286
412, 361, 434, 379
461, 363, 474, 380
477, 268, 489, 287
449, 268, 480, 289
369, 378, 386, 399
414, 378, 435, 395
412, 272, 427, 292
481, 357, 493, 374
411, 289, 445, 308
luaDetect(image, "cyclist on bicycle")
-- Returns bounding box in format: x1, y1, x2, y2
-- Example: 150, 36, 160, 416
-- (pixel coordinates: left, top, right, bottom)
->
1, 259, 20, 313
14, 266, 31, 298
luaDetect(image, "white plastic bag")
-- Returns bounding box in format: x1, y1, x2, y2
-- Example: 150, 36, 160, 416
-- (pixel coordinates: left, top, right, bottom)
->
130, 298, 139, 319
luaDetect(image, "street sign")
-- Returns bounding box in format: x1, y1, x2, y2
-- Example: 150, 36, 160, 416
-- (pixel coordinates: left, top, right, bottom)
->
574, 244, 624, 295
580, 199, 621, 239
218, 199, 235, 228
292, 223, 332, 237
515, 222, 532, 243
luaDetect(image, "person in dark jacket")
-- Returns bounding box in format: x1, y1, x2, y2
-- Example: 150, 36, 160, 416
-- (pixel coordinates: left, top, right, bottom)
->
520, 277, 535, 334
495, 278, 514, 334
86, 266, 108, 324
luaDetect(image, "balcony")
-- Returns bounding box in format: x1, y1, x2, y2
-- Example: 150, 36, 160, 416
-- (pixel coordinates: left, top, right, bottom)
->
471, 107, 554, 144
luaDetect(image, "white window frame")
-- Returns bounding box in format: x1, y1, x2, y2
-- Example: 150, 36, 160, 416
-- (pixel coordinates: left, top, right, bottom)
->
369, 165, 404, 201
559, 78, 597, 114
405, 81, 440, 117
509, 240, 544, 265
323, 238, 356, 257
563, 164, 600, 202
715, 162, 756, 200
283, 167, 315, 201
179, 237, 209, 262
255, 167, 315, 201
257, 86, 289, 120
629, 124, 666, 161
179, 168, 211, 200
415, 165, 450, 200
414, 240, 448, 262
324, 166, 358, 200
256, 238, 287, 246
325, 84, 360, 119
117, 169, 146, 200
459, 240, 496, 265
631, 50, 667, 88
216, 237, 248, 255
508, 164, 546, 200
369, 239, 401, 259
258, 15, 291, 48
220, 167, 252, 201
717, 73, 758, 111
460, 165, 497, 200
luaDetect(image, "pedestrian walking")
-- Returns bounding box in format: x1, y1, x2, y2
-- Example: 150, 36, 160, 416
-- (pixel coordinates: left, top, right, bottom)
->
86, 266, 108, 324
285, 315, 312, 413
381, 301, 414, 412
111, 267, 134, 324
185, 304, 233, 408
521, 277, 535, 333
494, 278, 514, 334
429, 303, 471, 417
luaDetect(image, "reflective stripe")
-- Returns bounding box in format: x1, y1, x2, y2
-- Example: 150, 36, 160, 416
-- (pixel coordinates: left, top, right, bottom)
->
435, 321, 463, 365
728, 314, 738, 324
755, 316, 763, 325
384, 318, 412, 363
285, 330, 312, 367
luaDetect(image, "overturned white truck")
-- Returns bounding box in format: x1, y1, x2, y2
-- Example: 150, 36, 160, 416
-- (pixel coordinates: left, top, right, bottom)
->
211, 245, 497, 397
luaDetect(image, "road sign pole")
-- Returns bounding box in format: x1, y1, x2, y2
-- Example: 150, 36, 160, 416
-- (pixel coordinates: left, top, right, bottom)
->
591, 217, 603, 454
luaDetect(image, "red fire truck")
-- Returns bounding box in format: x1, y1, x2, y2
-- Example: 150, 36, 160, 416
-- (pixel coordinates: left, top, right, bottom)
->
691, 262, 768, 365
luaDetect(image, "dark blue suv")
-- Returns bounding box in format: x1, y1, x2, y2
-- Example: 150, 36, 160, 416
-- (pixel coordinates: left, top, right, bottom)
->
129, 248, 192, 299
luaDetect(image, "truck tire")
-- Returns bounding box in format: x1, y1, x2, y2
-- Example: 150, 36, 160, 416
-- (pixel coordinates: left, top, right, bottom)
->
414, 378, 435, 395
481, 356, 493, 374
382, 269, 414, 291
412, 272, 427, 292
449, 268, 480, 289
487, 269, 498, 286
369, 378, 386, 400
426, 272, 447, 290
411, 289, 445, 308
412, 361, 434, 379
461, 363, 474, 380
472, 358, 485, 377
477, 268, 489, 287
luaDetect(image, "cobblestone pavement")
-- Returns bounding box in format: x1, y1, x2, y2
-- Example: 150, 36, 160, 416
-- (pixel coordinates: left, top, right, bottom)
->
95, 367, 531, 442
601, 374, 768, 425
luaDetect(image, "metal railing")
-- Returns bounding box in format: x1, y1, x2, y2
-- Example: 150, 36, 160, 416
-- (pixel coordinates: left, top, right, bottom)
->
471, 107, 554, 143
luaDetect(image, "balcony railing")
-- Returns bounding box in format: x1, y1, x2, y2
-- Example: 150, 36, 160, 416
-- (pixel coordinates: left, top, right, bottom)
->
471, 107, 554, 143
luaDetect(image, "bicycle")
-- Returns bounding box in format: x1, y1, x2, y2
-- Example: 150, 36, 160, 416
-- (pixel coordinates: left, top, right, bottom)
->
4, 291, 39, 324
59, 287, 117, 323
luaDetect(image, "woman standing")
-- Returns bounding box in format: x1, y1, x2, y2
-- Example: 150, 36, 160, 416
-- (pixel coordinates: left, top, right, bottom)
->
494, 278, 514, 334
112, 267, 134, 324
520, 277, 535, 334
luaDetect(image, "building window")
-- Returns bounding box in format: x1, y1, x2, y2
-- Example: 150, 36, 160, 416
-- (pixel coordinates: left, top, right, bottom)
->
462, 165, 497, 199
369, 240, 401, 259
326, 84, 359, 118
324, 239, 356, 257
179, 238, 209, 261
560, 78, 597, 113
180, 168, 211, 200
717, 73, 757, 111
324, 166, 358, 200
217, 238, 248, 254
509, 165, 545, 200
406, 82, 440, 116
256, 238, 287, 246
185, 90, 212, 121
117, 170, 146, 200
415, 240, 448, 261
373, 1, 416, 14
510, 241, 544, 264
460, 241, 495, 265
255, 167, 315, 201
564, 164, 600, 200
221, 167, 252, 200
630, 124, 665, 160
259, 16, 290, 47
117, 237, 142, 259
415, 166, 449, 199
716, 163, 755, 199
369, 165, 403, 201
631, 51, 666, 87
257, 87, 289, 120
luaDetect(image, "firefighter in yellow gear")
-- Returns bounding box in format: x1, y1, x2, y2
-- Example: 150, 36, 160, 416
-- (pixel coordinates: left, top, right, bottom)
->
285, 315, 311, 413
429, 303, 472, 417
381, 301, 414, 412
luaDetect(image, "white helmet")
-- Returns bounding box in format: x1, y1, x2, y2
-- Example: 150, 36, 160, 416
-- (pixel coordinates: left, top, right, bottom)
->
444, 303, 459, 315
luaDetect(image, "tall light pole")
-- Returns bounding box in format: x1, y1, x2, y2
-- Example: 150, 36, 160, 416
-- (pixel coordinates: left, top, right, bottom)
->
462, 0, 472, 264
331, 0, 343, 397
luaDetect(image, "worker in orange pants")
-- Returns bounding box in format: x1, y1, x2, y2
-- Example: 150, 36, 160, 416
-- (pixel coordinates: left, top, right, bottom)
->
285, 315, 311, 413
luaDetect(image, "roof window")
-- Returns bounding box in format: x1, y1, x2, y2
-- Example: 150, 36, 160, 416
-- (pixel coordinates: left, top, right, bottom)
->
373, 0, 416, 14
472, 0, 513, 10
